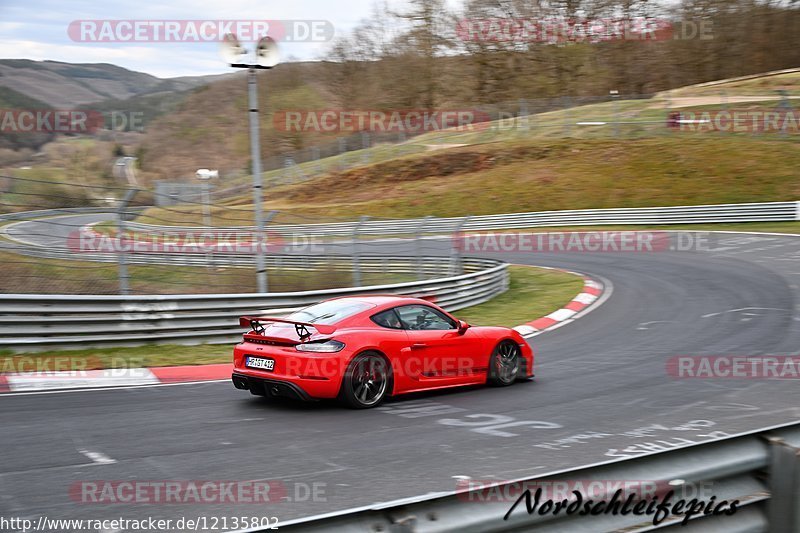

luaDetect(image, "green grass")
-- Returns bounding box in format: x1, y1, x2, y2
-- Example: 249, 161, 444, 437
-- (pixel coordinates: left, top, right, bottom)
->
0, 265, 583, 368
660, 71, 800, 97
135, 135, 800, 226
457, 265, 584, 328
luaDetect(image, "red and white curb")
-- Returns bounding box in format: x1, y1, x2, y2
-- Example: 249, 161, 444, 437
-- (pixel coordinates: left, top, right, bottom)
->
512, 269, 609, 338
0, 364, 231, 394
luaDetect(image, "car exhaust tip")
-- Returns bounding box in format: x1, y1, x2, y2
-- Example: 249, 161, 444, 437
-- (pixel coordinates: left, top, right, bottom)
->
232, 376, 249, 390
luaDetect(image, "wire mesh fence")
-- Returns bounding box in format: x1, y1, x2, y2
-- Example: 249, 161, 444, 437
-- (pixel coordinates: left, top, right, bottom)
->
202, 88, 800, 198
0, 176, 468, 295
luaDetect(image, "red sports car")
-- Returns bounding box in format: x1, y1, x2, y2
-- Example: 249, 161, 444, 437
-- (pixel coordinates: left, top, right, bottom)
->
232, 295, 534, 408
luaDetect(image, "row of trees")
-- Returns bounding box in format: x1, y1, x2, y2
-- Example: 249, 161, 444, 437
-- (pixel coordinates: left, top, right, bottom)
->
321, 0, 800, 108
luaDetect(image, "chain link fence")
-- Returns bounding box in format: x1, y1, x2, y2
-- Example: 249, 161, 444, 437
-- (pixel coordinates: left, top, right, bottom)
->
0, 180, 468, 295
203, 87, 799, 198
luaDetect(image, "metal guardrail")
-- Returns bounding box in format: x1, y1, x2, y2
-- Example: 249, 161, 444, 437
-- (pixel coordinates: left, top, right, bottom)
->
124, 201, 800, 238
0, 258, 508, 349
0, 207, 145, 223
2, 202, 797, 268
266, 422, 800, 533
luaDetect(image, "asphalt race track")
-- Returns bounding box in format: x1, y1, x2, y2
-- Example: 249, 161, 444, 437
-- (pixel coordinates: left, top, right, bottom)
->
2, 213, 110, 250
1, 218, 799, 526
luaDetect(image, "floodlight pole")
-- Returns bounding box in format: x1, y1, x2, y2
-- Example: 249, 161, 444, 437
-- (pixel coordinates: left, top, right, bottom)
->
248, 66, 268, 293
223, 34, 277, 294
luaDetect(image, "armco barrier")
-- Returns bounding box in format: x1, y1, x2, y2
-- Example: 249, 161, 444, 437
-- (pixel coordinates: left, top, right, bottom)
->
2, 202, 797, 268
0, 258, 508, 350
123, 201, 800, 238
262, 422, 800, 533
0, 206, 146, 223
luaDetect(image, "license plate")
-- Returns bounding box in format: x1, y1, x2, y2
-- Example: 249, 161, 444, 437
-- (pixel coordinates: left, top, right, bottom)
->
245, 356, 275, 371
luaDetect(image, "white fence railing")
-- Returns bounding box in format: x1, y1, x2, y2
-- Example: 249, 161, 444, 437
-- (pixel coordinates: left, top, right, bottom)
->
124, 201, 800, 238
0, 258, 508, 350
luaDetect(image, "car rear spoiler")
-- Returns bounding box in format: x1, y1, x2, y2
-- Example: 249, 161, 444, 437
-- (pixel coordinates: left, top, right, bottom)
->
239, 316, 337, 336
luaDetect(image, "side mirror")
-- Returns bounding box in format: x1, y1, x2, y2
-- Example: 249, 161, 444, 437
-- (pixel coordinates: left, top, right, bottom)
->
457, 320, 470, 335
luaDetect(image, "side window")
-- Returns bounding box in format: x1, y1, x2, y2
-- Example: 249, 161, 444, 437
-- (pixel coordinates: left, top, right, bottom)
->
395, 305, 457, 331
371, 309, 403, 330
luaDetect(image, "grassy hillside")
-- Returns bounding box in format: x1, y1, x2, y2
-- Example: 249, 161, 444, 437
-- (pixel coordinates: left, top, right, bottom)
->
0, 60, 232, 160
135, 62, 338, 183
6, 68, 798, 220
658, 70, 800, 97
136, 135, 800, 225
157, 84, 798, 205
0, 59, 228, 108
0, 87, 54, 156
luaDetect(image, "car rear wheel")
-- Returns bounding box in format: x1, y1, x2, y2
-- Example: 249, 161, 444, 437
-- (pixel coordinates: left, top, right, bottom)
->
340, 353, 391, 409
488, 341, 520, 386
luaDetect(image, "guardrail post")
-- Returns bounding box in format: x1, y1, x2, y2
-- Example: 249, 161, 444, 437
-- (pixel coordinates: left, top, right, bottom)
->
312, 146, 321, 175
778, 90, 791, 137
767, 435, 800, 532
352, 216, 369, 287
416, 215, 432, 280
338, 137, 347, 170
257, 210, 278, 293
116, 189, 138, 296
664, 94, 673, 136
200, 181, 214, 271
450, 216, 471, 276
519, 99, 529, 132
362, 132, 370, 164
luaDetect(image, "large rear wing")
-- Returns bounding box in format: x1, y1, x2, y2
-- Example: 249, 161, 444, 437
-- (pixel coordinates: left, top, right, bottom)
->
239, 316, 337, 337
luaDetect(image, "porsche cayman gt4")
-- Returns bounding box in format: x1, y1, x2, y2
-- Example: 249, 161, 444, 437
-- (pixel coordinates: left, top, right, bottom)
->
232, 295, 534, 408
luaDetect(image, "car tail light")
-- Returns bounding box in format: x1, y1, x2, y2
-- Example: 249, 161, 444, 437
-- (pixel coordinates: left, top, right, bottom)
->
295, 340, 345, 353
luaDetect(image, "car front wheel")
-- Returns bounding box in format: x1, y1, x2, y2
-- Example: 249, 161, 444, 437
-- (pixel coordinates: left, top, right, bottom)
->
488, 341, 520, 386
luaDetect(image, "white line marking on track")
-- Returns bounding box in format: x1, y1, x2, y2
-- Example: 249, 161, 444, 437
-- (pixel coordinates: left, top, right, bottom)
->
636, 320, 672, 330
78, 449, 116, 465
701, 307, 790, 318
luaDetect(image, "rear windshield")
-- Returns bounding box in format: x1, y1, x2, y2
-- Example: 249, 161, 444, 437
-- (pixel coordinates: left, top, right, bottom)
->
288, 300, 374, 325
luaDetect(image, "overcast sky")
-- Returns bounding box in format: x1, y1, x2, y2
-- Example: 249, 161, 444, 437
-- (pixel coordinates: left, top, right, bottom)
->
0, 0, 462, 78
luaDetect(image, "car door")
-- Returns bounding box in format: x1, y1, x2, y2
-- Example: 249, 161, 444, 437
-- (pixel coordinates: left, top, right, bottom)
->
393, 304, 483, 388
